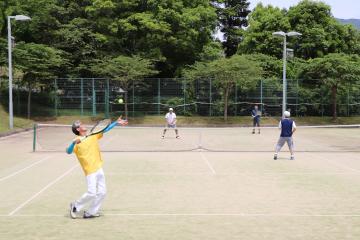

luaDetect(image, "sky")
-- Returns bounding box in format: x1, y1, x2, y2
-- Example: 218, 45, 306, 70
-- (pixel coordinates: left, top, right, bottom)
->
249, 0, 360, 19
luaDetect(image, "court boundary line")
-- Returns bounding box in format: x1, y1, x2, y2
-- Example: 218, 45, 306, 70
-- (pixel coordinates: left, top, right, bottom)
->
200, 152, 216, 175
0, 156, 53, 182
2, 213, 360, 218
35, 124, 360, 130
104, 172, 359, 176
8, 164, 79, 216
0, 128, 33, 140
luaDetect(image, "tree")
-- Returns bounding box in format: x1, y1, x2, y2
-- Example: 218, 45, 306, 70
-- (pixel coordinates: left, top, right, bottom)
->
299, 54, 360, 119
13, 43, 65, 118
238, 4, 290, 58
287, 0, 360, 59
86, 0, 218, 76
184, 54, 263, 120
239, 1, 360, 59
214, 0, 251, 57
91, 55, 158, 118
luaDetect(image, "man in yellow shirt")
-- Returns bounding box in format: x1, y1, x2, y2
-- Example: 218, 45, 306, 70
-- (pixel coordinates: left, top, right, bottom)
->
66, 117, 127, 219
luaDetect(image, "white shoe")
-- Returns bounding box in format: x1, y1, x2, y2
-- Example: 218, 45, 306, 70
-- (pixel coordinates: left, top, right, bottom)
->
69, 202, 77, 219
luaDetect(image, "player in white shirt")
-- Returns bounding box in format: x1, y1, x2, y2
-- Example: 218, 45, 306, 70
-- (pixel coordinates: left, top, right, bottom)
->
162, 108, 179, 139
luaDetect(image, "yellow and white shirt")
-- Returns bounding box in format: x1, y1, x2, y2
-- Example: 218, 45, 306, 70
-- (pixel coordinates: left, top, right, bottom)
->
73, 133, 103, 176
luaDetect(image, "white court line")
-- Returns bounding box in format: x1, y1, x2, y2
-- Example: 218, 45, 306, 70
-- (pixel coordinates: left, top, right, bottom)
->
104, 172, 359, 176
0, 129, 33, 140
2, 213, 360, 218
0, 156, 52, 182
306, 153, 360, 174
200, 152, 216, 175
8, 164, 79, 216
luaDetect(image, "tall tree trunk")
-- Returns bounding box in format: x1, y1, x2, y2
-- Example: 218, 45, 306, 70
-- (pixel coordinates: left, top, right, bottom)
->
223, 86, 229, 121
331, 85, 337, 120
27, 82, 32, 119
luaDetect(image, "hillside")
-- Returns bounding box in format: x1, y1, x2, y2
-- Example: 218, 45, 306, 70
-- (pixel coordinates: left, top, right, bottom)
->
337, 18, 360, 29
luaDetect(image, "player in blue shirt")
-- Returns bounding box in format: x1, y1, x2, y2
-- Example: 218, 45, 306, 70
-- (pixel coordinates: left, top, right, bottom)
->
274, 111, 296, 160
251, 105, 261, 134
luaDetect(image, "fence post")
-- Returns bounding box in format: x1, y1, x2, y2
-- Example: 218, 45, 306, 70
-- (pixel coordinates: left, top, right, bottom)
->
157, 78, 161, 115
234, 83, 237, 116
132, 80, 135, 118
347, 85, 350, 117
183, 78, 186, 114
17, 87, 20, 115
296, 79, 299, 117
209, 78, 212, 116
80, 78, 84, 116
105, 79, 109, 118
260, 79, 263, 113
54, 79, 58, 117
92, 78, 96, 116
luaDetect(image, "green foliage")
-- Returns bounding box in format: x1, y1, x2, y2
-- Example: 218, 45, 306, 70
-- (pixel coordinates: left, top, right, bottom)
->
184, 54, 263, 119
299, 53, 360, 118
13, 42, 65, 81
238, 4, 290, 58
91, 55, 158, 117
239, 0, 360, 59
287, 0, 359, 58
91, 55, 158, 87
243, 53, 282, 79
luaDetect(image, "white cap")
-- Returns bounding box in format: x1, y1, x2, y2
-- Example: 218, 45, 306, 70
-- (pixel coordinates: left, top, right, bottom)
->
169, 108, 173, 111
284, 111, 291, 118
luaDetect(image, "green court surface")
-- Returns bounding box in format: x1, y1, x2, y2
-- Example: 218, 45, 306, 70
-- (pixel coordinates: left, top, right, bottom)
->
1, 127, 360, 239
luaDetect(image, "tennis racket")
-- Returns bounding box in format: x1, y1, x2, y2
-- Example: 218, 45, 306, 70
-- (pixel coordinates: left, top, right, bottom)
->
80, 119, 112, 141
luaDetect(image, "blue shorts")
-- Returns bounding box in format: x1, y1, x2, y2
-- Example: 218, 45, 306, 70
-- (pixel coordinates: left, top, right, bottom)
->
253, 117, 260, 127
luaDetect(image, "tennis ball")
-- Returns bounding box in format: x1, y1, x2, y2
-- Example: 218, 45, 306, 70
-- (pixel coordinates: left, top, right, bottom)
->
118, 98, 124, 104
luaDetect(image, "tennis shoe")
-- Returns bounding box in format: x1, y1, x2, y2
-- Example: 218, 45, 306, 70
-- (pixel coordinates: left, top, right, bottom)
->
290, 156, 295, 160
83, 211, 100, 219
69, 202, 78, 219
273, 155, 277, 160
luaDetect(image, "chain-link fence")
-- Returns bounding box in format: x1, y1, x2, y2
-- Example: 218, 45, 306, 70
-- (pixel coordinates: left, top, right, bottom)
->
1, 77, 360, 118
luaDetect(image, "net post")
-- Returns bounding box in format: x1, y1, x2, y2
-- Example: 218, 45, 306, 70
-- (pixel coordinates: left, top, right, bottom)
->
33, 123, 37, 152
80, 78, 84, 116
105, 78, 109, 118
92, 78, 96, 116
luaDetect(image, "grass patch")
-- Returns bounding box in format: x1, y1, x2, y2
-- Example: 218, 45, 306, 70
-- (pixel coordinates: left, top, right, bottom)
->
0, 105, 33, 134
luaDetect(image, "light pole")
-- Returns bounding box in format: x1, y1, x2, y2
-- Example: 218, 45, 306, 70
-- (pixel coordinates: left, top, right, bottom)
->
272, 31, 302, 114
7, 15, 31, 129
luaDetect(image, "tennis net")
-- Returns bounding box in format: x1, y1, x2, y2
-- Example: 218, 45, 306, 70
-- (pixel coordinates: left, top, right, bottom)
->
33, 124, 360, 152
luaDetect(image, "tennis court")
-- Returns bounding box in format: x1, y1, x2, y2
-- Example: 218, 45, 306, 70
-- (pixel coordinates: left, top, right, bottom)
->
1, 126, 360, 239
